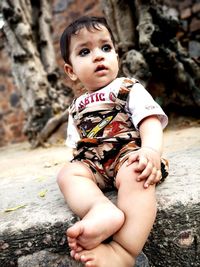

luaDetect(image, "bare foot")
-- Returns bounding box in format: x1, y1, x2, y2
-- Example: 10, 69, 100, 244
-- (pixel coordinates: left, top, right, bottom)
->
71, 241, 134, 267
67, 201, 124, 251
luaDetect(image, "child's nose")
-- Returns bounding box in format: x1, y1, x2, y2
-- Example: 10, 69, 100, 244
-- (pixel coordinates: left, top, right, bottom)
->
93, 49, 104, 62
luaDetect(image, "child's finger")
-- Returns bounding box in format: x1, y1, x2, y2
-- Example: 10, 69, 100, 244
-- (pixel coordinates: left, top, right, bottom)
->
144, 167, 160, 188
152, 169, 162, 184
137, 161, 153, 181
136, 156, 150, 173
126, 152, 138, 166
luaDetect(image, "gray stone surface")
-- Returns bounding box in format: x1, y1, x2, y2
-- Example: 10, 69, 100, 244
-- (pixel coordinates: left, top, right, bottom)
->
17, 250, 149, 267
0, 126, 200, 266
146, 148, 200, 266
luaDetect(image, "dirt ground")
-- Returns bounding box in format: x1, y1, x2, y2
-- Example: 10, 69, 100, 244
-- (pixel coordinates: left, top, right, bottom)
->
0, 116, 199, 179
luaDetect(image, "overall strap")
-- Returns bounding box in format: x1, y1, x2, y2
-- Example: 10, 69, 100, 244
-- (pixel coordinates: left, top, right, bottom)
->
116, 78, 139, 106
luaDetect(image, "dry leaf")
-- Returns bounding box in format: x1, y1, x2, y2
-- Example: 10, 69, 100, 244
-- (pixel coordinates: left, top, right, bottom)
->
4, 204, 26, 212
38, 189, 48, 197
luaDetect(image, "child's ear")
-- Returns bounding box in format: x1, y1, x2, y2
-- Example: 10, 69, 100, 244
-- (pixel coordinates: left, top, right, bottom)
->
64, 63, 78, 81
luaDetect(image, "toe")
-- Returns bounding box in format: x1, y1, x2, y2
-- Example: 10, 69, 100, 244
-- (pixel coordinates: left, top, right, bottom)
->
70, 250, 75, 258
67, 236, 75, 245
74, 252, 82, 261
68, 240, 77, 250
67, 221, 84, 239
79, 251, 94, 263
75, 245, 83, 252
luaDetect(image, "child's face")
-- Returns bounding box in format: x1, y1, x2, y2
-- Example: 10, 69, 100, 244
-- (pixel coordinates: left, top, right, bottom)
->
64, 25, 119, 93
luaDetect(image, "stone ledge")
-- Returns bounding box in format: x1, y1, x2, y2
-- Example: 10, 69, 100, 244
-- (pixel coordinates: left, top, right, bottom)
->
144, 148, 200, 266
0, 145, 199, 266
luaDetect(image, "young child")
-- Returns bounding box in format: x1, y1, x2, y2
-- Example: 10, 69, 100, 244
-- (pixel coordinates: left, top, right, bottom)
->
57, 16, 168, 267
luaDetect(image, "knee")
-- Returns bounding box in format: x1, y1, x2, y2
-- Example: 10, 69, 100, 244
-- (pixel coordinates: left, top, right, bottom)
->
57, 162, 93, 188
57, 164, 71, 188
115, 162, 139, 189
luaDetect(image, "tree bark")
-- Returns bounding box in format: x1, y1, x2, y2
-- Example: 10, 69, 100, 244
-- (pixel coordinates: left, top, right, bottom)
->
101, 0, 200, 113
1, 0, 72, 147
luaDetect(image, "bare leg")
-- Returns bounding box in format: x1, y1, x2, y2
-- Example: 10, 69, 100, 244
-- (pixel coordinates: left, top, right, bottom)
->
75, 161, 157, 266
57, 162, 124, 251
114, 161, 157, 255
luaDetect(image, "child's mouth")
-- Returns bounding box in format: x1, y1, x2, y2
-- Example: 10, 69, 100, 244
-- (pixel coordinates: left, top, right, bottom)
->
95, 65, 107, 72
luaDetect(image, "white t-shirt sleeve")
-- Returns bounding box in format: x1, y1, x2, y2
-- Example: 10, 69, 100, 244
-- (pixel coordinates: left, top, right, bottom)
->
127, 82, 168, 129
65, 112, 80, 148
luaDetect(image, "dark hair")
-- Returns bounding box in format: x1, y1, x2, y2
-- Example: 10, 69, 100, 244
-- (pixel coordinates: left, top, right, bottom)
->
60, 16, 115, 64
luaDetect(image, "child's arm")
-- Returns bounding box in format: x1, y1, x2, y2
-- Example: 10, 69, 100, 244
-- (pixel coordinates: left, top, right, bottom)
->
127, 115, 163, 188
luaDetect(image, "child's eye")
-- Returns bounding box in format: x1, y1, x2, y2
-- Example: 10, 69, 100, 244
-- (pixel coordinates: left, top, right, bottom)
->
79, 48, 90, 57
102, 44, 112, 52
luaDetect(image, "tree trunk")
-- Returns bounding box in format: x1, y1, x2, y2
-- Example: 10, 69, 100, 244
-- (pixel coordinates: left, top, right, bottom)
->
101, 0, 200, 113
1, 0, 72, 147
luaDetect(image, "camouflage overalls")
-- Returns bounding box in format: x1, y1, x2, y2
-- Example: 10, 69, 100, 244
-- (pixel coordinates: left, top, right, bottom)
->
69, 78, 168, 190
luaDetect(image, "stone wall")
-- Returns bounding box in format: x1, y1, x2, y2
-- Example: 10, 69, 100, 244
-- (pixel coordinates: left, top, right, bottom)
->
161, 0, 200, 58
0, 31, 26, 147
0, 0, 199, 147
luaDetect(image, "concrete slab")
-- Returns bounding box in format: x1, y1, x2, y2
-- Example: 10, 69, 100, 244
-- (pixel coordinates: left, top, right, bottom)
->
0, 126, 200, 266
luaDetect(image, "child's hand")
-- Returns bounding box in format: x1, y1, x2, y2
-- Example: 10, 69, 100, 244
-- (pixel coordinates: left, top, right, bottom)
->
127, 147, 161, 188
